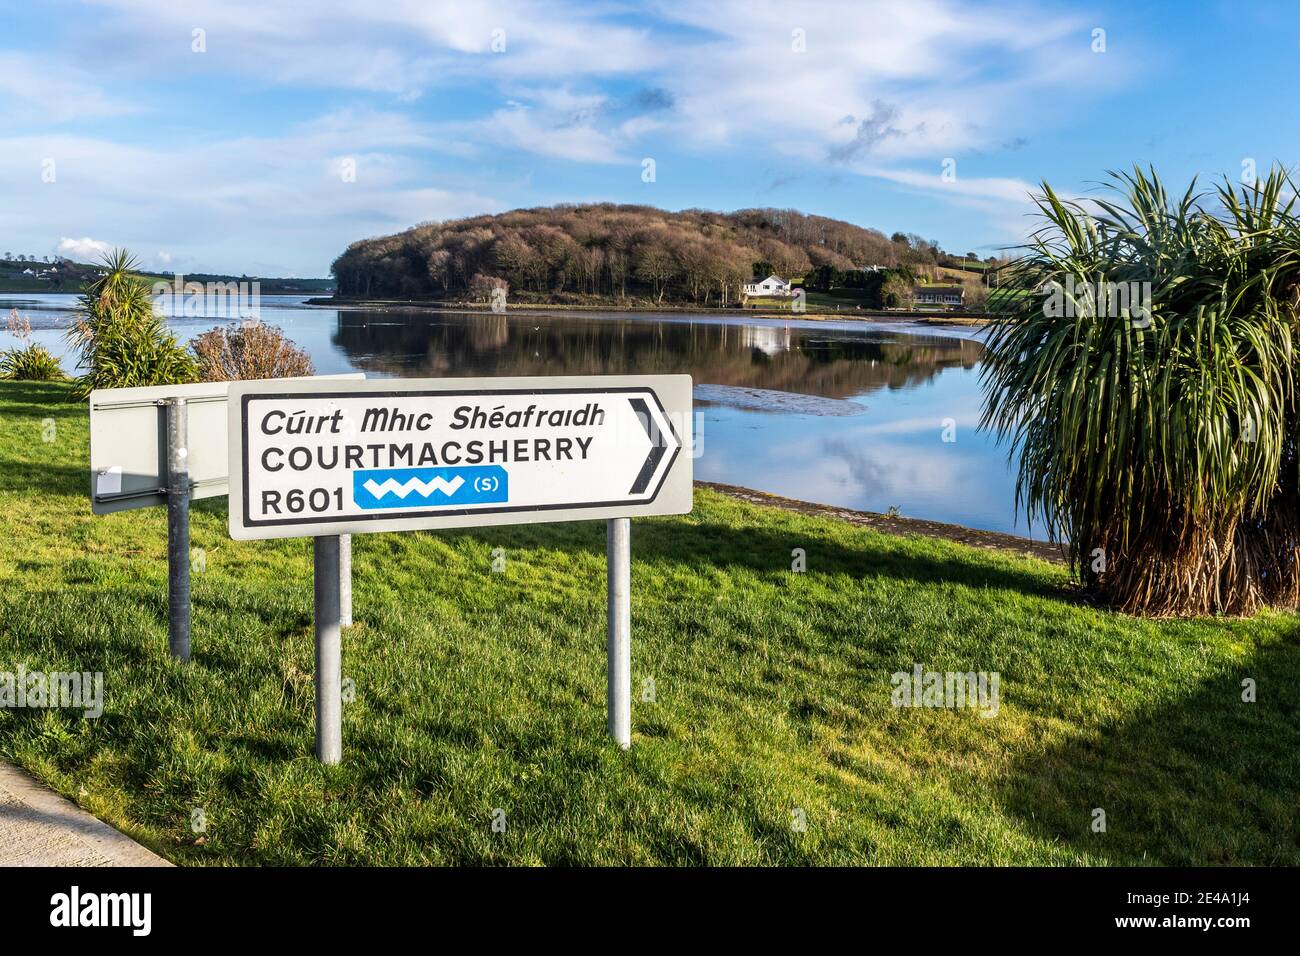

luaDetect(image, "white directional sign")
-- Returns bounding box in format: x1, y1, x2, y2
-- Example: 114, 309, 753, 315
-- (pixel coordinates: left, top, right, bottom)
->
228, 375, 692, 539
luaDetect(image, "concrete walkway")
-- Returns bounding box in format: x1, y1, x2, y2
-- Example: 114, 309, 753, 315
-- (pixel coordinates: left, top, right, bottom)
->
0, 761, 170, 866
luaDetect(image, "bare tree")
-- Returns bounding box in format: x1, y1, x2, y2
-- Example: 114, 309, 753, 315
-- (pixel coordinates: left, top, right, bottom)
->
636, 246, 675, 302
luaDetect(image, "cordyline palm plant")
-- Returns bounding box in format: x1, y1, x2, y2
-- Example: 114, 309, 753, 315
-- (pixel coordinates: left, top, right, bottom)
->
66, 249, 196, 400
982, 166, 1300, 616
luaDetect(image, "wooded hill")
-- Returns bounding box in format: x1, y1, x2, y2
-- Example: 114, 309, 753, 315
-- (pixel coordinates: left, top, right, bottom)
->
331, 204, 995, 306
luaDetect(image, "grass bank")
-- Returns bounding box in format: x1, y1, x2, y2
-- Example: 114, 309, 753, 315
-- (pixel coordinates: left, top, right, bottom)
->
0, 381, 1295, 865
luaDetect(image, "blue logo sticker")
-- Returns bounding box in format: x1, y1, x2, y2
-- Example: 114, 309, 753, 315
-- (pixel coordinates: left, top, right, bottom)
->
353, 466, 508, 510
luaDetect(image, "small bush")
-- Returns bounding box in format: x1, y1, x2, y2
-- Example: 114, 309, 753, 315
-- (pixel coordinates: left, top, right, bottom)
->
66, 250, 197, 400
0, 345, 64, 381
1, 310, 64, 381
881, 273, 914, 309
191, 320, 314, 381
468, 273, 508, 304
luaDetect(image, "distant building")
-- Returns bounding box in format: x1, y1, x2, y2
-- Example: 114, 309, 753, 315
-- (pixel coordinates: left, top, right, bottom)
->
914, 285, 965, 307
743, 274, 792, 297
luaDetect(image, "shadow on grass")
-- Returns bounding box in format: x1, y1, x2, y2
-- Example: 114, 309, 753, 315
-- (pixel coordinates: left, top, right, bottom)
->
997, 634, 1300, 865
0, 382, 86, 497
0, 460, 87, 497
433, 514, 1060, 602
0, 382, 79, 407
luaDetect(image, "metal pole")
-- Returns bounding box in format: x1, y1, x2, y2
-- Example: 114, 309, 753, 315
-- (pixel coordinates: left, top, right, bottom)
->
339, 533, 352, 627
314, 535, 342, 764
165, 398, 190, 663
606, 518, 631, 749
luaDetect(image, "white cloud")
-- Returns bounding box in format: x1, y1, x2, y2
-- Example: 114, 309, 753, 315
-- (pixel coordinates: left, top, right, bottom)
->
0, 52, 138, 124
639, 0, 1109, 166
56, 237, 115, 262
75, 0, 667, 97
3, 111, 504, 275
859, 166, 1036, 205
66, 0, 1109, 165
475, 104, 625, 164
3, 0, 1144, 266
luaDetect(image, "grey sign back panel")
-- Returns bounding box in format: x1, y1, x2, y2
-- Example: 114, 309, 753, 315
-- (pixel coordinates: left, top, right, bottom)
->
228, 374, 693, 540
90, 374, 364, 514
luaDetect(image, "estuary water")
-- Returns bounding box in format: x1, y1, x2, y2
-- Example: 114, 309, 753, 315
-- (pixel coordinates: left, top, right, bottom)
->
0, 293, 1031, 536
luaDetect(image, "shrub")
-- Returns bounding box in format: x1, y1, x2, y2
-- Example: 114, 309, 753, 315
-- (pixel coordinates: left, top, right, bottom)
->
65, 250, 197, 400
0, 345, 64, 381
981, 166, 1300, 616
882, 273, 914, 309
468, 273, 508, 304
191, 320, 314, 381
1, 310, 64, 381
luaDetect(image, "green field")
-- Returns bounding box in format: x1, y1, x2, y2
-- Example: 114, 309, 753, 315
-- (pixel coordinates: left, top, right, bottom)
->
0, 381, 1296, 865
804, 288, 879, 309
0, 257, 336, 295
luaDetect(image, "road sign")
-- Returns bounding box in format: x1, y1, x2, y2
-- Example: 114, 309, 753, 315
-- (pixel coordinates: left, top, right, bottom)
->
89, 374, 364, 513
228, 375, 692, 540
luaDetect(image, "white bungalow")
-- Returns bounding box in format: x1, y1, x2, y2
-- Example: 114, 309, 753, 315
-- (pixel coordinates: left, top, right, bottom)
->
743, 274, 792, 297
913, 285, 965, 307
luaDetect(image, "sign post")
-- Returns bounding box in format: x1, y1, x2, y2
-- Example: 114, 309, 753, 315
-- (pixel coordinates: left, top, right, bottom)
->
607, 517, 631, 749
339, 534, 352, 628
313, 535, 343, 764
165, 398, 191, 662
88, 374, 364, 661
227, 375, 693, 761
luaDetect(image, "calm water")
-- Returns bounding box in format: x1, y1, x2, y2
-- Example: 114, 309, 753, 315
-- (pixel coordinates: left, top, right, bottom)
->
0, 293, 1031, 536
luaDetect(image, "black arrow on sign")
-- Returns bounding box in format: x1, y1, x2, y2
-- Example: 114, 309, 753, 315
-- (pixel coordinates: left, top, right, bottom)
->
628, 397, 669, 494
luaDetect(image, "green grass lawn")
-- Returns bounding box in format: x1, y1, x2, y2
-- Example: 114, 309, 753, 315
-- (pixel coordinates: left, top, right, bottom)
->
0, 380, 1296, 865
804, 289, 878, 309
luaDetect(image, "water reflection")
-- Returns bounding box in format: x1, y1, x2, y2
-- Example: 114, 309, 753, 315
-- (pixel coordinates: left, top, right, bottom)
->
330, 309, 985, 405
0, 294, 1029, 536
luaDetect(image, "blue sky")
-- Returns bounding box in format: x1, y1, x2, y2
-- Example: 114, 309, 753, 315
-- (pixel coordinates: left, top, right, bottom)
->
2, 0, 1298, 277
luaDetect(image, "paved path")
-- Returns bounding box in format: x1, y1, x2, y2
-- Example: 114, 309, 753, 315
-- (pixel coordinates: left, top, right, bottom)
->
0, 761, 170, 867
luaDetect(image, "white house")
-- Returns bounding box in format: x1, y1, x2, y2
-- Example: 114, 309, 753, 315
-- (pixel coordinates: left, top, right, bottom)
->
743, 274, 792, 297
913, 285, 965, 307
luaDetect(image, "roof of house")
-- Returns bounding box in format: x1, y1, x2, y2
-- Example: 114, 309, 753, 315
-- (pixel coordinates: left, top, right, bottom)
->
748, 274, 788, 284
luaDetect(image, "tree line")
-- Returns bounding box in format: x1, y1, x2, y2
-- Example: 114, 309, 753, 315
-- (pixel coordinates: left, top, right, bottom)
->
331, 203, 996, 305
